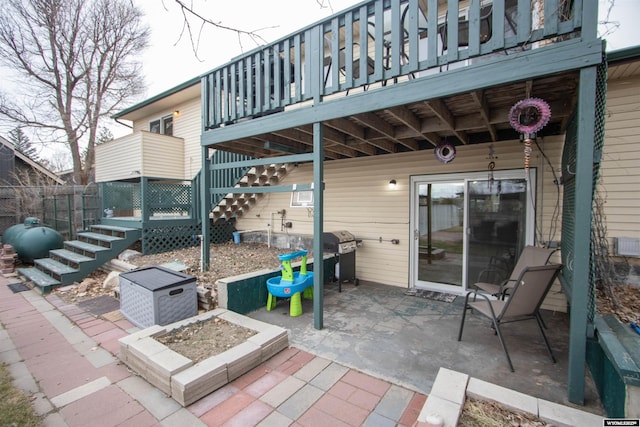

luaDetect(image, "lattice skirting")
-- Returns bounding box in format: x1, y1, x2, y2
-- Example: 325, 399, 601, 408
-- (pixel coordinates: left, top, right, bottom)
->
141, 219, 236, 255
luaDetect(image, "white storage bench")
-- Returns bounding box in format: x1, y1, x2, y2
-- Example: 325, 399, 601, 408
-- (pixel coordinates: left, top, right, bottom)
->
119, 266, 197, 328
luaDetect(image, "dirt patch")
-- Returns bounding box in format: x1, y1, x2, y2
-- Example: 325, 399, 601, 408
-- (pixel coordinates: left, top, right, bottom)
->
155, 317, 257, 364
54, 242, 293, 304
596, 284, 640, 326
133, 242, 289, 287
459, 398, 549, 427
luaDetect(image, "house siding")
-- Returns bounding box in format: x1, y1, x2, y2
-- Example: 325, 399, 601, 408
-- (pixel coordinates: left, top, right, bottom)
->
175, 98, 203, 179
95, 135, 142, 182
598, 70, 640, 287
96, 132, 185, 182
131, 97, 202, 180
600, 75, 640, 245
236, 137, 567, 312
140, 132, 184, 179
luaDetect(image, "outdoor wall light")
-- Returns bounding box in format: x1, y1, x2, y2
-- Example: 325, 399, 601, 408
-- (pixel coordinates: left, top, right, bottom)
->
173, 110, 180, 117
388, 179, 397, 190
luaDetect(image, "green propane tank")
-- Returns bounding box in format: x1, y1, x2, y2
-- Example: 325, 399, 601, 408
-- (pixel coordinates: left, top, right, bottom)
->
2, 217, 63, 263
2, 217, 40, 246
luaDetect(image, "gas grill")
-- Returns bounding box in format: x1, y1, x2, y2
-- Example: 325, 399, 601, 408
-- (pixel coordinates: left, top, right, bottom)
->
323, 230, 360, 292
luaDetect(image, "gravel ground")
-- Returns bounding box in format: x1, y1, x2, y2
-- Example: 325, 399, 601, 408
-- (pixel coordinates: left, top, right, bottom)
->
596, 284, 640, 325
54, 242, 307, 304
132, 241, 290, 286
155, 317, 257, 363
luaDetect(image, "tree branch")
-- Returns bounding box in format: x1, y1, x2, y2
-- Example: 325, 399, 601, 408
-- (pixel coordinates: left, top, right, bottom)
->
171, 0, 279, 58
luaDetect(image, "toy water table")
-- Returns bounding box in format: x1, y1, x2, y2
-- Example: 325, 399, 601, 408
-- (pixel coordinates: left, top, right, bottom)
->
266, 250, 314, 317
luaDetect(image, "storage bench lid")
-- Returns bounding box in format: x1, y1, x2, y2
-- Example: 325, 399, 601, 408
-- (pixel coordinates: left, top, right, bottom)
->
120, 266, 195, 291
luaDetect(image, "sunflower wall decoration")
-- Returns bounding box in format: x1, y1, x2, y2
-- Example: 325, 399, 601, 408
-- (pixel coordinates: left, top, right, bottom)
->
508, 98, 552, 174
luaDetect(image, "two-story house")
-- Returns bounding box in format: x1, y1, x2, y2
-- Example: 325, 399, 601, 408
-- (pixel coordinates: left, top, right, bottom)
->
97, 0, 607, 405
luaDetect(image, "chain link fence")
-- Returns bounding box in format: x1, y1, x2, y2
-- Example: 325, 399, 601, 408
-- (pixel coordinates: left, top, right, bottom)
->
560, 58, 608, 327
0, 184, 101, 240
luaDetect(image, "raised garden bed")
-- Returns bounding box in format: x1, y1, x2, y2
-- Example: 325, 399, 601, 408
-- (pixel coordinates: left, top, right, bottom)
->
587, 314, 640, 418
118, 308, 288, 406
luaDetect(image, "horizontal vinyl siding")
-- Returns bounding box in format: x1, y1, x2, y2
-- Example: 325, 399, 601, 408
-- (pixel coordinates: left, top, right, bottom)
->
599, 75, 640, 243
95, 134, 142, 182
175, 98, 203, 179
140, 132, 184, 179
130, 96, 201, 179
236, 137, 567, 311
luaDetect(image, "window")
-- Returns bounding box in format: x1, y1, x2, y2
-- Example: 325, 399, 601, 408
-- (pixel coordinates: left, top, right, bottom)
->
290, 190, 314, 207
149, 115, 173, 136
163, 116, 173, 136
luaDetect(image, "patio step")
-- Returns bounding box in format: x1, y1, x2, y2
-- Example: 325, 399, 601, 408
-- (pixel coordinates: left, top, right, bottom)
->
49, 249, 94, 269
64, 240, 111, 257
90, 224, 140, 239
78, 232, 122, 247
18, 223, 140, 293
17, 267, 61, 294
34, 258, 78, 280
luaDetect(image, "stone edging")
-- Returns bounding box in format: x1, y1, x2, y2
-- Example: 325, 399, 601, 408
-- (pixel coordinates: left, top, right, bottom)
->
118, 308, 289, 406
416, 367, 604, 427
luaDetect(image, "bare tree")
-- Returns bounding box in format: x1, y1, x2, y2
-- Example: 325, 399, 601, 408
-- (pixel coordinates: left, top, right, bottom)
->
169, 0, 335, 58
8, 165, 61, 221
598, 0, 620, 38
41, 148, 72, 174
0, 0, 150, 185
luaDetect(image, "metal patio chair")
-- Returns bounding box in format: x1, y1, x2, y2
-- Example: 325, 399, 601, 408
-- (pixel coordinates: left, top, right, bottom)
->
473, 245, 557, 299
458, 263, 563, 372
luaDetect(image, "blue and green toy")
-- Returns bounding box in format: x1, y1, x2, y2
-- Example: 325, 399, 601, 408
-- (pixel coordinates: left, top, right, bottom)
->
266, 250, 314, 317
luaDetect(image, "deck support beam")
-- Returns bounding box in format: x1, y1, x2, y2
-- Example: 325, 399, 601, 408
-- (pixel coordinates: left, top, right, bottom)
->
200, 147, 212, 271
312, 122, 325, 330
567, 66, 598, 405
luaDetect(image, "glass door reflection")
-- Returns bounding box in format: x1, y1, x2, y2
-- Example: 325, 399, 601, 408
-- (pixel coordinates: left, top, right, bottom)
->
466, 178, 528, 286
417, 181, 465, 287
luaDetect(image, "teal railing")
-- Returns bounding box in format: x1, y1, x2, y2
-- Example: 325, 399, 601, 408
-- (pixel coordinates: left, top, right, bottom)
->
208, 150, 255, 209
202, 0, 589, 130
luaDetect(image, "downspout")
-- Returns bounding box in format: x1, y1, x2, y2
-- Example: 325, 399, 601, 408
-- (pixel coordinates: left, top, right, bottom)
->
114, 118, 132, 129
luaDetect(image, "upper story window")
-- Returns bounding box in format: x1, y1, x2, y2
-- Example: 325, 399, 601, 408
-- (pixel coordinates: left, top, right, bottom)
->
150, 115, 173, 136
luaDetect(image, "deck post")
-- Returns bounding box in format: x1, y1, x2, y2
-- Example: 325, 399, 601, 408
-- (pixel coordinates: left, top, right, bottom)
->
200, 147, 212, 271
567, 65, 598, 405
313, 121, 324, 330
140, 177, 149, 223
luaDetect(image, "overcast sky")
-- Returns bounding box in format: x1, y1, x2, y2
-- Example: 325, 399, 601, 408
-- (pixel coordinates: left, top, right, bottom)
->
135, 0, 361, 97
136, 0, 640, 98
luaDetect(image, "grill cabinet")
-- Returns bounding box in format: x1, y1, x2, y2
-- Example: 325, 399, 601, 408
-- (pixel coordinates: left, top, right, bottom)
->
323, 230, 360, 292
119, 266, 197, 328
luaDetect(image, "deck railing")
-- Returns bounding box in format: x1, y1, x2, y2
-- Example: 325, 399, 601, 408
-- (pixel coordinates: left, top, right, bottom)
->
202, 0, 588, 130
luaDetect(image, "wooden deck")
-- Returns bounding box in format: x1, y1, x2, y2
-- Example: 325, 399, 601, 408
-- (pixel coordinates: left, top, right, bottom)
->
201, 0, 597, 159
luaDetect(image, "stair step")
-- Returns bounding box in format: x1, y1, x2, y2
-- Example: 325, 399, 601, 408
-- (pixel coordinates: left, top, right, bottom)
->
91, 225, 138, 233
78, 232, 123, 243
18, 267, 61, 288
50, 249, 94, 265
34, 258, 78, 276
65, 240, 111, 255
91, 225, 138, 238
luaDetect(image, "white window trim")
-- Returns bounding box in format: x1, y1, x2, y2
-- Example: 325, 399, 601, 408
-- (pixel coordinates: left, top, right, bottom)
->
149, 114, 174, 135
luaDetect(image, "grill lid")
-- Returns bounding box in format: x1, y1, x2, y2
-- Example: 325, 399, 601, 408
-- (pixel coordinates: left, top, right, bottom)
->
323, 230, 355, 243
323, 230, 357, 253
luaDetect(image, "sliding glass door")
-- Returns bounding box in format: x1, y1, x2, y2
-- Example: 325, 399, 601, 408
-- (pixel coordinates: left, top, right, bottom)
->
410, 170, 535, 294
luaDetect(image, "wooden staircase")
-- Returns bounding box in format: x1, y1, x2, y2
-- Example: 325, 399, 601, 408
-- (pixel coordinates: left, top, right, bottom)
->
18, 225, 140, 294
212, 163, 293, 221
